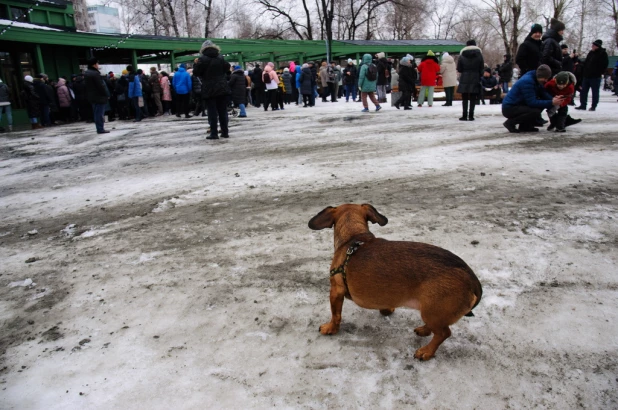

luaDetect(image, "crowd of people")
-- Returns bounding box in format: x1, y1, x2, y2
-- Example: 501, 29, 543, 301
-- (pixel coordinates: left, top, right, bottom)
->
0, 28, 613, 136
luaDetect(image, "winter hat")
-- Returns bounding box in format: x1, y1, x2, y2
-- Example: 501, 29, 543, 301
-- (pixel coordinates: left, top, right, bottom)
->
536, 64, 552, 79
592, 39, 603, 47
180, 63, 186, 69
267, 62, 275, 68
427, 50, 435, 56
376, 52, 385, 59
530, 23, 543, 35
122, 69, 128, 75
466, 40, 476, 46
24, 75, 33, 82
560, 44, 568, 49
550, 18, 565, 32
283, 67, 289, 72
484, 68, 492, 74
347, 58, 353, 64
199, 40, 220, 54
555, 71, 570, 85
234, 65, 241, 70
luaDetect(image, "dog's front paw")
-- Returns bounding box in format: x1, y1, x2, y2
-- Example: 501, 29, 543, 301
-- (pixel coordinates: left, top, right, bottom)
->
319, 322, 339, 335
414, 346, 436, 361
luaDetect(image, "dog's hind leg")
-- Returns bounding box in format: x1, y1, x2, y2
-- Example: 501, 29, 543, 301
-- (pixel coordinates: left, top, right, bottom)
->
414, 325, 451, 361
319, 277, 346, 335
413, 325, 432, 337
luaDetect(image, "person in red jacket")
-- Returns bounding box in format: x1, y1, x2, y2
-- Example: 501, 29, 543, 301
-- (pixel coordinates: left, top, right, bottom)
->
417, 50, 440, 107
544, 71, 576, 132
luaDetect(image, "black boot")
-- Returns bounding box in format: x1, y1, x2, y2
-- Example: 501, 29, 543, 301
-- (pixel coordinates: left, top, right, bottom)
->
459, 99, 468, 121
468, 99, 476, 121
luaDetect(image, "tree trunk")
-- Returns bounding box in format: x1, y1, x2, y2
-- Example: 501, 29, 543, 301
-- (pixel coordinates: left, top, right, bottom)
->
166, 0, 180, 37
184, 0, 191, 37
204, 0, 212, 38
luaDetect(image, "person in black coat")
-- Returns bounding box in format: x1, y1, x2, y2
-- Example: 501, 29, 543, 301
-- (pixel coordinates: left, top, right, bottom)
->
33, 76, 52, 126
576, 39, 609, 111
561, 45, 574, 73
498, 54, 513, 93
251, 64, 264, 108
396, 57, 415, 110
541, 18, 565, 76
299, 64, 315, 107
457, 40, 484, 121
21, 76, 42, 128
84, 57, 110, 134
229, 65, 248, 117
193, 40, 231, 139
342, 60, 358, 102
516, 24, 543, 76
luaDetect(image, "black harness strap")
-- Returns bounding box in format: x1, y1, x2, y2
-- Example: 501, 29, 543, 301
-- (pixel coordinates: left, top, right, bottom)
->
329, 241, 364, 298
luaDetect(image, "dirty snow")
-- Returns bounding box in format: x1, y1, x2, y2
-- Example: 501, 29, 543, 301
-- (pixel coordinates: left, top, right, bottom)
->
1, 93, 617, 409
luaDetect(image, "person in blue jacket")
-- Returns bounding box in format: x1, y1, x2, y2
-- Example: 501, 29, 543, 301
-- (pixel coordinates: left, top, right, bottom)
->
127, 65, 143, 122
295, 65, 302, 105
173, 63, 193, 118
502, 64, 565, 133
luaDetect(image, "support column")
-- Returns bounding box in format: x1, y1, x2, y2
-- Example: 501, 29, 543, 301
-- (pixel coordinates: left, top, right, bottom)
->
170, 51, 176, 69
237, 53, 244, 69
131, 49, 138, 70
356, 53, 360, 64
34, 44, 45, 74
299, 54, 304, 64
269, 53, 275, 67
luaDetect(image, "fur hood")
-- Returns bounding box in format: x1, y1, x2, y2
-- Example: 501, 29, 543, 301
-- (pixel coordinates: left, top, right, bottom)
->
200, 40, 221, 55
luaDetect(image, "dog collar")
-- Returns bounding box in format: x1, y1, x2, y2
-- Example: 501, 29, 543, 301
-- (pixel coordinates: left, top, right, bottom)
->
330, 241, 364, 296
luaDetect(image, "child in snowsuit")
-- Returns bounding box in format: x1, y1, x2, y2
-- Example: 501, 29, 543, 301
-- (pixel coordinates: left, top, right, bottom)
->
544, 71, 576, 132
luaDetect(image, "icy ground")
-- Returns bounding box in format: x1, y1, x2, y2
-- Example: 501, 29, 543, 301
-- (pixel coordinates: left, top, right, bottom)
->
1, 93, 617, 409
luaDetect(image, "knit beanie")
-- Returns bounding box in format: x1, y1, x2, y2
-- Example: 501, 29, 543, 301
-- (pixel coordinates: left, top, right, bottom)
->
484, 68, 492, 74
466, 40, 476, 46
283, 67, 289, 72
234, 65, 241, 70
555, 71, 570, 85
24, 75, 33, 82
560, 44, 568, 49
536, 64, 552, 79
427, 50, 435, 57
592, 39, 603, 47
347, 58, 353, 64
530, 24, 543, 35
122, 69, 128, 75
550, 18, 565, 32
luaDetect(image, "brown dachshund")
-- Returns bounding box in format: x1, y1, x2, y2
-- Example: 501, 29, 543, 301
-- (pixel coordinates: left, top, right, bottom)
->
308, 204, 482, 360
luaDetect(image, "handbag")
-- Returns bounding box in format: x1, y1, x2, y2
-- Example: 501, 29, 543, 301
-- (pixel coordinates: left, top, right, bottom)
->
138, 96, 144, 107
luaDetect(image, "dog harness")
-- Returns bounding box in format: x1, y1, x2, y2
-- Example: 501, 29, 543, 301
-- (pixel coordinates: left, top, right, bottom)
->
329, 241, 364, 297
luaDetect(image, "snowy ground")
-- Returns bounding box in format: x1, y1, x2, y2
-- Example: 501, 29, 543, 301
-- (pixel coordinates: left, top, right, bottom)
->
1, 93, 617, 409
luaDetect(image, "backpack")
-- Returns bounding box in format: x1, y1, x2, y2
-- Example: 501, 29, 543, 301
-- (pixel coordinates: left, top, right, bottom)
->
263, 72, 271, 84
366, 64, 378, 81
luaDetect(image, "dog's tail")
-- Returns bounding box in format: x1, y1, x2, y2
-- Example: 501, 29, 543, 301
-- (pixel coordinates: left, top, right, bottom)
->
464, 279, 483, 317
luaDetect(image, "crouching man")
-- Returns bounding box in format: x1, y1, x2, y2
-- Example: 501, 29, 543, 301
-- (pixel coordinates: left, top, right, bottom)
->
502, 64, 565, 133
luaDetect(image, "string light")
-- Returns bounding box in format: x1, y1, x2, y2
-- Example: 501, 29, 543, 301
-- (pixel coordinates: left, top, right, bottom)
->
0, 2, 40, 36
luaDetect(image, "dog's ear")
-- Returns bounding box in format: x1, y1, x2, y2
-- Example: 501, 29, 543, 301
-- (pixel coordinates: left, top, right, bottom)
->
308, 206, 336, 230
362, 204, 388, 226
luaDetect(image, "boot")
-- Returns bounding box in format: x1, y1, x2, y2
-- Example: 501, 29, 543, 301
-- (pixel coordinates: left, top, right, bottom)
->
459, 99, 468, 121
468, 100, 476, 121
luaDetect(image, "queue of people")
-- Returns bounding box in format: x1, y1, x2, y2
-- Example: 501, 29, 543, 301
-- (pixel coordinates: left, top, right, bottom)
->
2, 29, 611, 136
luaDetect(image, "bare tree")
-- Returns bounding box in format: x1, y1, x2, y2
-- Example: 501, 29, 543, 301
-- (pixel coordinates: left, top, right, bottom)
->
255, 0, 314, 39
429, 0, 458, 39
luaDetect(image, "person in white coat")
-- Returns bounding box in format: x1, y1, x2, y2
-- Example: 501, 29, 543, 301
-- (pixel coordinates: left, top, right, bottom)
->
439, 52, 457, 106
